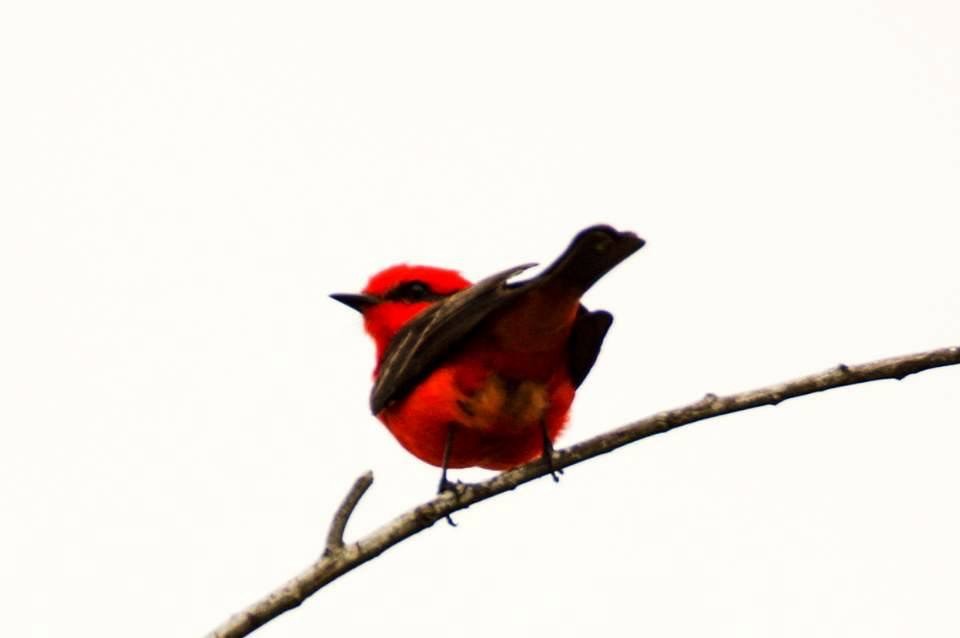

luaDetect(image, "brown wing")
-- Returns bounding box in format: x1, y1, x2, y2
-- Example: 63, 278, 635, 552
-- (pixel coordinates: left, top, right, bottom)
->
370, 263, 536, 414
371, 225, 643, 414
567, 307, 613, 388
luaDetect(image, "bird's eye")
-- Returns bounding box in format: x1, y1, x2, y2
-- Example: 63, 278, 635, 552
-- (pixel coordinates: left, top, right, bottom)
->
386, 280, 434, 302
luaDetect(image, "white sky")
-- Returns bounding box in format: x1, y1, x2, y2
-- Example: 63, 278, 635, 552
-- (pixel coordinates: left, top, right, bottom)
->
2, 2, 959, 636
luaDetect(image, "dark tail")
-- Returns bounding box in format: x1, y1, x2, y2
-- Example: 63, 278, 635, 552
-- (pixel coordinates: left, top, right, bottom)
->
537, 225, 645, 294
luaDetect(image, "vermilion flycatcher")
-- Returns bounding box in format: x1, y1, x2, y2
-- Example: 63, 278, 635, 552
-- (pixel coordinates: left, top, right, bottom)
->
332, 225, 644, 491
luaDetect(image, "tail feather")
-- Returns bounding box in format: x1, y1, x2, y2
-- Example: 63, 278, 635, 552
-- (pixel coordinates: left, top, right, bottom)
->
538, 225, 645, 295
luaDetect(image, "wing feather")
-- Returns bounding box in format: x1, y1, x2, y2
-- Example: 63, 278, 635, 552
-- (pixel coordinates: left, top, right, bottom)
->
566, 308, 613, 389
370, 263, 536, 414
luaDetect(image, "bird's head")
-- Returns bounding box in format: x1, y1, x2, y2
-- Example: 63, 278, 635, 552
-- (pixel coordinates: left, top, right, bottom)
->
331, 264, 472, 365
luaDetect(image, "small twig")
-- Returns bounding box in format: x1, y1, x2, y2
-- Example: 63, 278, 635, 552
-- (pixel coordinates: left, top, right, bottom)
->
324, 471, 374, 554
205, 345, 960, 638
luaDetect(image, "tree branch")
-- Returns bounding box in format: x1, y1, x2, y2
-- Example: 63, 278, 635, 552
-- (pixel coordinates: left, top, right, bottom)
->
205, 345, 960, 638
324, 471, 374, 554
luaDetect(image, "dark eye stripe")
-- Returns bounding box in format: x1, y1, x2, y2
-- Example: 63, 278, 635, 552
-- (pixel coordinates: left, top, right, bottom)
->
384, 280, 448, 302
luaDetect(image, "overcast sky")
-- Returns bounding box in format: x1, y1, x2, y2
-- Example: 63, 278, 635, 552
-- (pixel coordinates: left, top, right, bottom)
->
2, 2, 959, 637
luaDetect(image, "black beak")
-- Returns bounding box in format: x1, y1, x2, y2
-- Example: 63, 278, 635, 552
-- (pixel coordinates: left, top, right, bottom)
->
330, 292, 377, 313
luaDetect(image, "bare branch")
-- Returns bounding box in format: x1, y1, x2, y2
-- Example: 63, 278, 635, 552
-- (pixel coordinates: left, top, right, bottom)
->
205, 345, 960, 638
324, 471, 374, 553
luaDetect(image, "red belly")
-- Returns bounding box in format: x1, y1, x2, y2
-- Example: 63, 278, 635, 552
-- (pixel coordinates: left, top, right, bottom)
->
378, 363, 575, 470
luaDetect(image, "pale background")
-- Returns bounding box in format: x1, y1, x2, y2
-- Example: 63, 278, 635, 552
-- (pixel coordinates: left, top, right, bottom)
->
2, 2, 959, 636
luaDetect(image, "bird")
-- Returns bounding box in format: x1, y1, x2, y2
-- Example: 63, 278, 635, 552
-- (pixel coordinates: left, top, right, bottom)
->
331, 225, 644, 493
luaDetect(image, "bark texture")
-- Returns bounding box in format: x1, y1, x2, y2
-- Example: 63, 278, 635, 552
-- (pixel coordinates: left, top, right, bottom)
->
206, 346, 960, 638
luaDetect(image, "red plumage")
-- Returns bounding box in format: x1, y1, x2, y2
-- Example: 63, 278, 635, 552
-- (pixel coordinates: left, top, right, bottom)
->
332, 226, 644, 479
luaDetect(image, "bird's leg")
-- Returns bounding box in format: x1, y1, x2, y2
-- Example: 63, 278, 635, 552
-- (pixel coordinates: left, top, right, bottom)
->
437, 424, 457, 493
437, 424, 458, 527
540, 418, 562, 482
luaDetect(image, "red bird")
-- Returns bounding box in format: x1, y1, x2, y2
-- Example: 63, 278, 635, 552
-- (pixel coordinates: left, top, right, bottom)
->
332, 225, 644, 491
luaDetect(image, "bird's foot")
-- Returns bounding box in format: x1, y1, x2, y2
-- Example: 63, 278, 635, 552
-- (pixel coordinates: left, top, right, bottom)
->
436, 476, 461, 527
543, 452, 564, 483
437, 476, 457, 495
